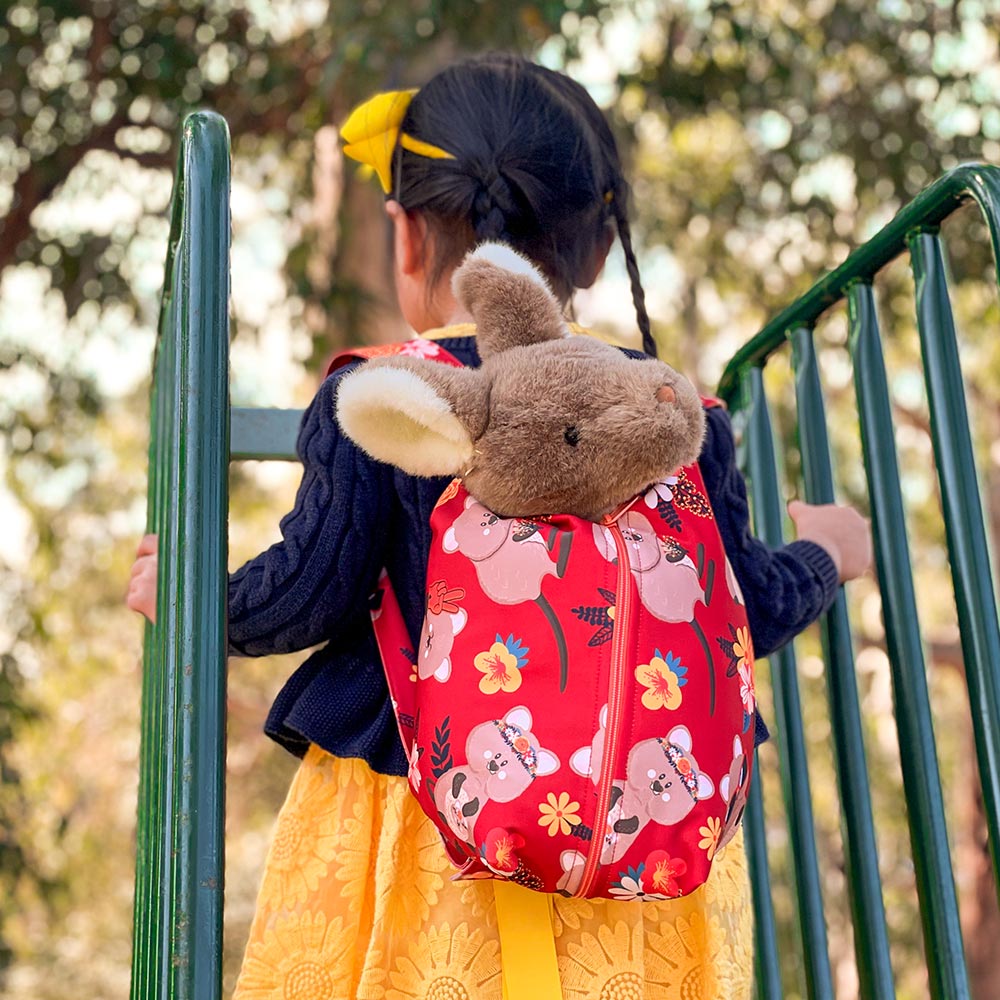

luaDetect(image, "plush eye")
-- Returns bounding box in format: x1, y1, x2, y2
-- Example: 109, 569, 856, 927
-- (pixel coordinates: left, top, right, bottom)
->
564, 425, 580, 446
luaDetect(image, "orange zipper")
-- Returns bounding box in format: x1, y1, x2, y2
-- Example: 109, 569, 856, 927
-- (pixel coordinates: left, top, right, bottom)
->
575, 515, 635, 898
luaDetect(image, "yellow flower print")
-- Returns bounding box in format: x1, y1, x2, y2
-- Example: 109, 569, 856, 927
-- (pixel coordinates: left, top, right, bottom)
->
699, 816, 722, 861
703, 827, 751, 915
474, 641, 523, 695
733, 625, 752, 666
537, 791, 582, 837
387, 922, 500, 1000
647, 912, 725, 999
634, 649, 688, 711
374, 789, 450, 940
235, 911, 353, 1000
255, 759, 341, 913
559, 920, 675, 999
551, 896, 596, 936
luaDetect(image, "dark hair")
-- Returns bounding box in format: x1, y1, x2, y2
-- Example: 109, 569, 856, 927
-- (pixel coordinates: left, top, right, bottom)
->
391, 53, 656, 356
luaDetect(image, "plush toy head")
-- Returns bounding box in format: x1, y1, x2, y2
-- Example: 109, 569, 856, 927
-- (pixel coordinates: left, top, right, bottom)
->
336, 243, 706, 521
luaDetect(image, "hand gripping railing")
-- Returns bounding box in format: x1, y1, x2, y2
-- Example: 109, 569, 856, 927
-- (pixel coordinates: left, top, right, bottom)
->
131, 110, 231, 1000
719, 163, 1000, 1000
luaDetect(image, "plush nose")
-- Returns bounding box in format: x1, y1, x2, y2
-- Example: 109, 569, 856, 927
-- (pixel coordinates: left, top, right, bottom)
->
656, 385, 676, 404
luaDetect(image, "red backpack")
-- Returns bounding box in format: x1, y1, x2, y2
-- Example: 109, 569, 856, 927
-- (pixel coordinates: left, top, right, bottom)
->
331, 340, 755, 901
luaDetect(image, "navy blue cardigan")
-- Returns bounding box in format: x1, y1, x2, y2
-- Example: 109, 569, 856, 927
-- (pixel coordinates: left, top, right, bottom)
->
228, 335, 839, 775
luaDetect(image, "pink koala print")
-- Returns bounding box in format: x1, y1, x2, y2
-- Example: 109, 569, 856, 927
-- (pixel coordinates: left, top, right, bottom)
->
569, 703, 608, 786
556, 849, 589, 895
601, 725, 714, 865
717, 734, 749, 853
444, 497, 574, 690
724, 556, 745, 605
443, 497, 559, 604
416, 579, 467, 682
592, 511, 705, 623
433, 705, 560, 845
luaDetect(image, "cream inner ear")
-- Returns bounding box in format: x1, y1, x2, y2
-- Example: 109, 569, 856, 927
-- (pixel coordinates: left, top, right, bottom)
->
336, 366, 474, 476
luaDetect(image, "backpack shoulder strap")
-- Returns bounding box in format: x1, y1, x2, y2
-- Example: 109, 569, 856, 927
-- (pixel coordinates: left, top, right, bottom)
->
700, 394, 726, 410
325, 338, 465, 378
340, 339, 465, 750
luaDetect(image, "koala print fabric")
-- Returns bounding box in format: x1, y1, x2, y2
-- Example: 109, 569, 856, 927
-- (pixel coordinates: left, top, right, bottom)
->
374, 466, 755, 901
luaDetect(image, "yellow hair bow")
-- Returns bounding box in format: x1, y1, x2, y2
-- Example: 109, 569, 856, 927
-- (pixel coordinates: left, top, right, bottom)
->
340, 89, 455, 194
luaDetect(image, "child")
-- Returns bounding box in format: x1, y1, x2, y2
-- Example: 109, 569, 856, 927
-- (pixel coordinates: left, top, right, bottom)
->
128, 53, 870, 1000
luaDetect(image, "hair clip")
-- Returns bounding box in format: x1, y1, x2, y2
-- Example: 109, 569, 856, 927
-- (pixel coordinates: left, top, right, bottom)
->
340, 89, 454, 193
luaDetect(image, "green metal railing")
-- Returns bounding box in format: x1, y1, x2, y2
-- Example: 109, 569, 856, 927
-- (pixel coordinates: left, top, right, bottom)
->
131, 110, 231, 1000
133, 111, 1000, 998
720, 163, 1000, 1000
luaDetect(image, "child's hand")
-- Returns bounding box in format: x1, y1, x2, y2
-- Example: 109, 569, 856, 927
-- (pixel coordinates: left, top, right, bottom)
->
788, 500, 872, 583
127, 533, 158, 623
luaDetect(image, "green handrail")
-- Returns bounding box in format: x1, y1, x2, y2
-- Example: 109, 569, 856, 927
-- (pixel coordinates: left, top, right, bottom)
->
720, 163, 1000, 999
790, 326, 894, 1000
741, 367, 835, 1000
849, 281, 967, 999
131, 110, 231, 1000
718, 163, 1000, 400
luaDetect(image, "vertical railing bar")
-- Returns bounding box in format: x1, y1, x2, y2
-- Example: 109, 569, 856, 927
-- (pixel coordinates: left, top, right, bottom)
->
155, 294, 181, 996
130, 111, 230, 1000
744, 747, 784, 1000
169, 112, 231, 1000
742, 366, 836, 1000
908, 230, 1000, 908
789, 325, 896, 1000
848, 280, 970, 1000
132, 302, 170, 1000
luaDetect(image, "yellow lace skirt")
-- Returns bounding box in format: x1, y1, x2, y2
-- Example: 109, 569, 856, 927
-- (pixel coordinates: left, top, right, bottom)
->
232, 745, 753, 1000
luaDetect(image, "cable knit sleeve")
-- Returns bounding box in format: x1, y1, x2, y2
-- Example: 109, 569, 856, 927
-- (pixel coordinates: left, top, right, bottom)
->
227, 366, 392, 657
699, 405, 840, 658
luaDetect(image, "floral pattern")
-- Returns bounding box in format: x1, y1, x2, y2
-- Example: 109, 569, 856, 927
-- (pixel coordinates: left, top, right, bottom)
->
252, 764, 342, 912
647, 912, 724, 999
537, 791, 582, 837
569, 587, 616, 646
388, 922, 500, 1000
236, 911, 354, 1000
634, 649, 688, 711
732, 625, 752, 671
480, 827, 523, 875
738, 657, 756, 718
399, 338, 445, 359
670, 468, 714, 518
698, 816, 723, 861
558, 921, 671, 1000
609, 864, 670, 902
643, 476, 678, 509
643, 850, 688, 897
233, 749, 753, 1000
717, 622, 753, 680
473, 634, 528, 695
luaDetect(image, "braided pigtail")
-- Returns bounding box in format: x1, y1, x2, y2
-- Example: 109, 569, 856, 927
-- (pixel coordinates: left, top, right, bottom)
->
472, 167, 516, 242
611, 194, 656, 357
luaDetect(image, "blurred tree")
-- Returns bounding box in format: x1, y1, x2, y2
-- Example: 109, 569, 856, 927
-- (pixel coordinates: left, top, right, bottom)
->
4, 0, 1000, 996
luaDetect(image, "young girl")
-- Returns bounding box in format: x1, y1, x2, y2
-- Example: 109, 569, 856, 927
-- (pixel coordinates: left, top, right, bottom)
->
129, 53, 870, 1000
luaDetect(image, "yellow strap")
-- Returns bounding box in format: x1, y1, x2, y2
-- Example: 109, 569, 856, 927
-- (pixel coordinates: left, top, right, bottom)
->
494, 880, 563, 1000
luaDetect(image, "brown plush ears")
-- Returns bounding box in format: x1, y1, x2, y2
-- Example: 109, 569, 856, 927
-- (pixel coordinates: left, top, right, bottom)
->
336, 359, 488, 476
451, 243, 568, 360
